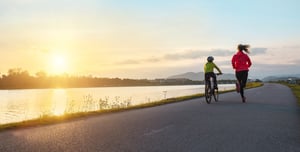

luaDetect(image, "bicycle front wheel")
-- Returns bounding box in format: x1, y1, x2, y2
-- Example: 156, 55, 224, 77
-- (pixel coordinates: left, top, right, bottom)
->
213, 89, 219, 102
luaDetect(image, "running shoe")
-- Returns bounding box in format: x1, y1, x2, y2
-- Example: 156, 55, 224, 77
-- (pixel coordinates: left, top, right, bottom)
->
242, 97, 246, 103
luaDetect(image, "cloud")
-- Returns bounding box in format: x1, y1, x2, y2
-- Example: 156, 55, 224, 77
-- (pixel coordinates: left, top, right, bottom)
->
111, 46, 297, 79
116, 56, 161, 65
210, 49, 235, 56
291, 59, 300, 64
115, 47, 270, 66
163, 49, 235, 60
163, 50, 202, 60
250, 62, 300, 77
251, 47, 267, 55
161, 47, 267, 61
116, 59, 140, 65
144, 57, 161, 63
282, 45, 300, 49
116, 49, 237, 65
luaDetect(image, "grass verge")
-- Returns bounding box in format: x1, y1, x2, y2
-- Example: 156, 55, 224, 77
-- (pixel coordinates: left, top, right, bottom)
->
0, 82, 263, 132
279, 83, 300, 105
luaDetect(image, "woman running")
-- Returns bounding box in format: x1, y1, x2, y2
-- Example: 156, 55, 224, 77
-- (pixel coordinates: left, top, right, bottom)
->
232, 44, 252, 102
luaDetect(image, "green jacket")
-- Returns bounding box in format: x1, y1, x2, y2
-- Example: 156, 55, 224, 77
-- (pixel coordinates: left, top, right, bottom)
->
204, 62, 222, 73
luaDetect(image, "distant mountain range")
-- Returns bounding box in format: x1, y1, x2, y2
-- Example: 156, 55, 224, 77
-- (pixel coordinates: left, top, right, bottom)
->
168, 72, 300, 82
262, 74, 300, 82
167, 72, 236, 81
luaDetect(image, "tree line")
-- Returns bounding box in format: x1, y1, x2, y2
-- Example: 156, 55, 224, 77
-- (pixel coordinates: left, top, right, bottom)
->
0, 68, 236, 89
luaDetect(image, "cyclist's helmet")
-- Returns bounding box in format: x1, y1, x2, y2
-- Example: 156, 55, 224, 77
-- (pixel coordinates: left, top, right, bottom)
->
207, 56, 214, 62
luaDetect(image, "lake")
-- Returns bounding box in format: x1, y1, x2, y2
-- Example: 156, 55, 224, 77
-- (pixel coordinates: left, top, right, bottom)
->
0, 84, 235, 125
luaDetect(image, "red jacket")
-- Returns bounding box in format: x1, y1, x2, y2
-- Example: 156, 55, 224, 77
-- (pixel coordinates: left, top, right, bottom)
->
232, 51, 252, 72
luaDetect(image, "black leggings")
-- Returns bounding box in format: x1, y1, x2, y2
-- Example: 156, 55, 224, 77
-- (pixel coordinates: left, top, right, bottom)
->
236, 70, 248, 98
205, 72, 217, 88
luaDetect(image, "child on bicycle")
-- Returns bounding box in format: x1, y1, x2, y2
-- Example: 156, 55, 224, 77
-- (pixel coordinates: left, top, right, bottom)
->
204, 56, 222, 89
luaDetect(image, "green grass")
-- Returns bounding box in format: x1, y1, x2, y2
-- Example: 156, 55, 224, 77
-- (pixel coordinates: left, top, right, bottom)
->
0, 82, 263, 131
280, 83, 300, 105
246, 81, 264, 89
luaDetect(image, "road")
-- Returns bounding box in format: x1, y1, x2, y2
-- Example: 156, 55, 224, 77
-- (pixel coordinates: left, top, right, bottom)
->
0, 83, 299, 152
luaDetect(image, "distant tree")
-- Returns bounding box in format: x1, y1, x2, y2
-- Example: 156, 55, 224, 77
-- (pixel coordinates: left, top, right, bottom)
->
36, 71, 47, 78
7, 68, 29, 77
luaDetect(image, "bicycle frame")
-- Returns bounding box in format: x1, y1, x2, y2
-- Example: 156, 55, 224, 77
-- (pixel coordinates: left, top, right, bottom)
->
204, 73, 220, 104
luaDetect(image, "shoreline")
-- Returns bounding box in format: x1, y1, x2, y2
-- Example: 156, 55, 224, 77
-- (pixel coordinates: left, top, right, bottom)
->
0, 83, 235, 90
0, 82, 263, 132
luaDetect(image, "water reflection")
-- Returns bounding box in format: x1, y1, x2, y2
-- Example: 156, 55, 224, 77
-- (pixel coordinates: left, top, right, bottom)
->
0, 84, 235, 125
52, 89, 67, 116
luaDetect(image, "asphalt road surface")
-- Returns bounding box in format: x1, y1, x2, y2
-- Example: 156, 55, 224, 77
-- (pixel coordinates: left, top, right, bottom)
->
0, 83, 299, 152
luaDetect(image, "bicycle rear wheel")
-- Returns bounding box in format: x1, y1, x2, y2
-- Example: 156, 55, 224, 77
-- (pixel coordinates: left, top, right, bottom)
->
213, 89, 219, 102
205, 86, 212, 104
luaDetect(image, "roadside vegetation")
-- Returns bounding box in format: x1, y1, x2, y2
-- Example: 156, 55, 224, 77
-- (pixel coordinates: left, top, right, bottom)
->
0, 82, 263, 131
279, 82, 300, 105
246, 81, 264, 89
289, 84, 300, 105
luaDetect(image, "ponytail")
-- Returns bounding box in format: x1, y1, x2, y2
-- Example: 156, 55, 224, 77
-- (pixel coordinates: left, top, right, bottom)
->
237, 44, 250, 54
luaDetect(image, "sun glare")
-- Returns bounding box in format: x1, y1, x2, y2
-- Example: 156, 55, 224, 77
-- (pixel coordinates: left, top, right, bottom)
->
49, 53, 68, 75
53, 55, 65, 67
52, 89, 67, 116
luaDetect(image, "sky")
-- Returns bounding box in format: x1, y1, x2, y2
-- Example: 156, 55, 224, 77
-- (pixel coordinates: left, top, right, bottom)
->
0, 0, 299, 79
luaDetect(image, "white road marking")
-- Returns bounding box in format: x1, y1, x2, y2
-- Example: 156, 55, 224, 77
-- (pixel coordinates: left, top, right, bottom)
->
143, 125, 173, 136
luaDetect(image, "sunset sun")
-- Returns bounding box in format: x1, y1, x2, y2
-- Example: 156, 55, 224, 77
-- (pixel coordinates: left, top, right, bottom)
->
49, 54, 68, 75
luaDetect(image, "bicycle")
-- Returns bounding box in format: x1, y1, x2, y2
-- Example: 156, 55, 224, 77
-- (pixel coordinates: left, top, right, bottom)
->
205, 73, 222, 104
